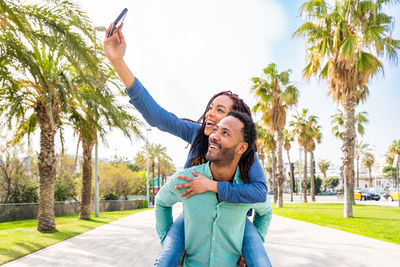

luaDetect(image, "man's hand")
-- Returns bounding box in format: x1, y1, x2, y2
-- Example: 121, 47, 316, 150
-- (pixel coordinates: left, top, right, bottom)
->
175, 171, 218, 199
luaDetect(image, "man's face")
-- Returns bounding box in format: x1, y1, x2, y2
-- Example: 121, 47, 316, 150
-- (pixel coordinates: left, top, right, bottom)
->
205, 116, 247, 164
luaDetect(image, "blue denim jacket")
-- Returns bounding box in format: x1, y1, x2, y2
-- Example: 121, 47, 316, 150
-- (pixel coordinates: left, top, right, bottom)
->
126, 78, 268, 203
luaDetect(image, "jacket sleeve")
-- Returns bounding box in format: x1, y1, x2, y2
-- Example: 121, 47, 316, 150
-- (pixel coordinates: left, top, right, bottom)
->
217, 153, 268, 203
155, 176, 181, 244
252, 196, 273, 243
126, 78, 200, 143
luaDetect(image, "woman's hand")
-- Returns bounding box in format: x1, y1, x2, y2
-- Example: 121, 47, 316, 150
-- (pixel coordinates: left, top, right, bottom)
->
175, 171, 218, 198
104, 23, 126, 63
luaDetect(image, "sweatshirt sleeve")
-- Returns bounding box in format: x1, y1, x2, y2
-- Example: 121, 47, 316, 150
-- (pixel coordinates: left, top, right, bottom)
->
155, 176, 181, 245
252, 196, 273, 243
126, 78, 200, 143
217, 153, 268, 203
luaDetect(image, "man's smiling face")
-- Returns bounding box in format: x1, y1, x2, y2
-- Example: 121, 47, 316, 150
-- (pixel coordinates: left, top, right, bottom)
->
206, 115, 246, 165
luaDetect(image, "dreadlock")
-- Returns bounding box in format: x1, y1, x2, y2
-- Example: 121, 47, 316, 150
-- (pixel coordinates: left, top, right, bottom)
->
189, 91, 256, 183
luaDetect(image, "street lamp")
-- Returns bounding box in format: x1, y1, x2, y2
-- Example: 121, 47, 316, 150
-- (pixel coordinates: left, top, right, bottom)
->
393, 154, 399, 208
145, 127, 151, 208
94, 26, 106, 218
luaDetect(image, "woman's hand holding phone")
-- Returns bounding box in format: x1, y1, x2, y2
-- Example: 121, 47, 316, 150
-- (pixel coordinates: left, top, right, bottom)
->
104, 23, 126, 63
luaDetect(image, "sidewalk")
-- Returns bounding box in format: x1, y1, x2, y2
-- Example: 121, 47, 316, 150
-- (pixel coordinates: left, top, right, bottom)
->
3, 204, 400, 267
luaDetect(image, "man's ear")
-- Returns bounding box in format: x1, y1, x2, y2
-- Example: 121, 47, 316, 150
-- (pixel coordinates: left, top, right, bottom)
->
236, 142, 248, 156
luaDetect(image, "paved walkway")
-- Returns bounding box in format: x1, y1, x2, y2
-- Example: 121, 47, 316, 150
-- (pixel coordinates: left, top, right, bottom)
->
3, 204, 400, 267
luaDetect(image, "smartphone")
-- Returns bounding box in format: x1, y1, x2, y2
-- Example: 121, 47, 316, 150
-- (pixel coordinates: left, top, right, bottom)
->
108, 8, 128, 37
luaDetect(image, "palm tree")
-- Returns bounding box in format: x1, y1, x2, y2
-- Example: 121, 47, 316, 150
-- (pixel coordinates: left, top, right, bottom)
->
251, 63, 299, 208
331, 110, 368, 140
283, 129, 294, 202
0, 0, 101, 232
159, 156, 175, 185
255, 123, 268, 171
290, 109, 311, 202
69, 65, 143, 220
355, 141, 370, 188
294, 0, 399, 217
388, 140, 400, 187
331, 110, 369, 204
304, 115, 322, 202
362, 152, 375, 187
318, 160, 330, 178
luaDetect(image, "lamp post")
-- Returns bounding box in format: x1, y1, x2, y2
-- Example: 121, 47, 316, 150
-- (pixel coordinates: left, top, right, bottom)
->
393, 154, 399, 208
299, 147, 303, 202
94, 26, 106, 217
145, 127, 151, 208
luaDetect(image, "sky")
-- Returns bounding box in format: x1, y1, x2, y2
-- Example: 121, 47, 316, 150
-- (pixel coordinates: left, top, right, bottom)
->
47, 0, 400, 171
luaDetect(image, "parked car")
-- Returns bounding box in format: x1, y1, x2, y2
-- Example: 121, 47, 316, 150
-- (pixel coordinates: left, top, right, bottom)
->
389, 188, 400, 201
354, 188, 380, 201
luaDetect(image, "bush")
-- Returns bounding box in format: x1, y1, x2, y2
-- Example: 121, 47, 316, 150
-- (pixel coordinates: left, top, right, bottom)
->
12, 183, 39, 203
103, 192, 119, 200
140, 199, 148, 208
307, 176, 322, 195
54, 175, 77, 201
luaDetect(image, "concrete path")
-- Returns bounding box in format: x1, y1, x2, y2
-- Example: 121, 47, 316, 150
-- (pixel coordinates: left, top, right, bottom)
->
3, 203, 400, 267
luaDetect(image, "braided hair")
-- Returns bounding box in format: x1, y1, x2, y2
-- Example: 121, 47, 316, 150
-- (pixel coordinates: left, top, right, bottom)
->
189, 91, 256, 183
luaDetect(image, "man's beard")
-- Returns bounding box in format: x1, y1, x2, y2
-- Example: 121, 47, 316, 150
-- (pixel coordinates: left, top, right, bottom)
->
206, 142, 237, 165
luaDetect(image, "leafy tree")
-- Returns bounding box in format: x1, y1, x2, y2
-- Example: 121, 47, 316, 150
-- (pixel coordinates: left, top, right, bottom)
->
323, 176, 340, 191
294, 0, 399, 218
251, 63, 299, 208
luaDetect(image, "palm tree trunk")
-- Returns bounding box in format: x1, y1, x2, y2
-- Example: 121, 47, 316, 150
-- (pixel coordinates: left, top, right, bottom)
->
80, 137, 95, 220
36, 104, 58, 232
271, 150, 277, 203
287, 150, 293, 202
277, 131, 284, 208
303, 148, 307, 203
310, 152, 315, 202
368, 168, 373, 188
342, 97, 356, 218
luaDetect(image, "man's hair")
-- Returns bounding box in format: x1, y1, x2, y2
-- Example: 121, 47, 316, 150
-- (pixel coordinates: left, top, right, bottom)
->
227, 110, 257, 183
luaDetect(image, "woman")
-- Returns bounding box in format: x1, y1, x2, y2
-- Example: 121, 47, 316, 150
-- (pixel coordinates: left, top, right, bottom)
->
103, 24, 271, 267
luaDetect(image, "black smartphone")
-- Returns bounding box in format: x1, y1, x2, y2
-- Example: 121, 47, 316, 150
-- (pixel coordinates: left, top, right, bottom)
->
108, 8, 128, 37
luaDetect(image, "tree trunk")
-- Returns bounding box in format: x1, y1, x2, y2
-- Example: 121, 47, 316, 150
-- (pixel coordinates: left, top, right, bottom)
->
310, 152, 315, 202
342, 96, 356, 218
303, 148, 307, 203
36, 103, 59, 232
287, 150, 293, 202
271, 150, 278, 204
368, 168, 373, 188
80, 137, 95, 220
277, 131, 284, 208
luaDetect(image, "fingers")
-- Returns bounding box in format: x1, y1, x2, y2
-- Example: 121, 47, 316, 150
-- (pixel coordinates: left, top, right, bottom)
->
180, 188, 191, 197
185, 192, 195, 199
177, 176, 194, 182
105, 23, 113, 38
174, 183, 190, 190
192, 171, 200, 176
117, 23, 126, 45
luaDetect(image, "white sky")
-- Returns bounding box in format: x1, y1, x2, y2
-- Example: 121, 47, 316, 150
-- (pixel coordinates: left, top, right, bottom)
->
31, 0, 400, 170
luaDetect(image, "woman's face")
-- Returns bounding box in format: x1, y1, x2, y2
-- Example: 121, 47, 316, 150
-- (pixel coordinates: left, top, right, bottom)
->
204, 95, 234, 136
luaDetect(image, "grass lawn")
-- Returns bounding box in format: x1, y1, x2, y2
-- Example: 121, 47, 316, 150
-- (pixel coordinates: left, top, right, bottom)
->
0, 208, 151, 265
272, 203, 400, 245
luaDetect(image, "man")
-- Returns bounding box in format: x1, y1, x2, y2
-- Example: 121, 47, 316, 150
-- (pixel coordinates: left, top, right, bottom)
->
155, 111, 272, 267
